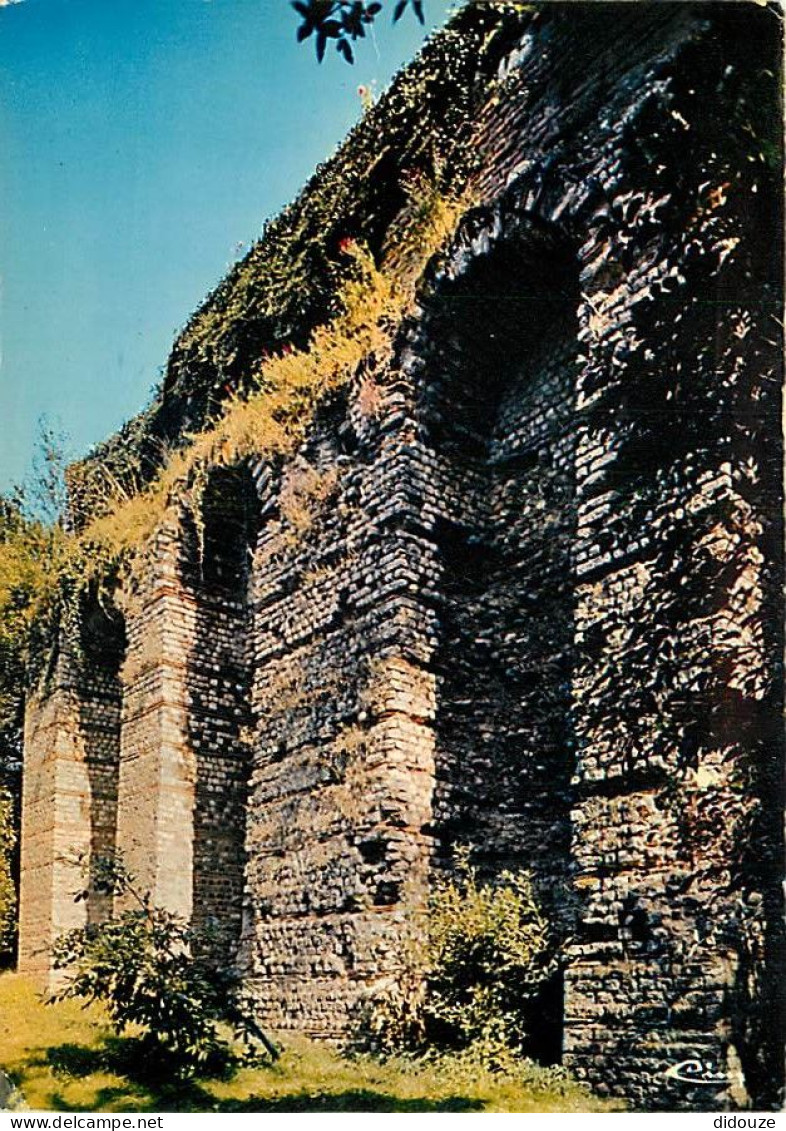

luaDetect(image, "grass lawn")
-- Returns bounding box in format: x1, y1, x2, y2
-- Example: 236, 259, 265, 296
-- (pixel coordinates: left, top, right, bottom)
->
0, 974, 619, 1113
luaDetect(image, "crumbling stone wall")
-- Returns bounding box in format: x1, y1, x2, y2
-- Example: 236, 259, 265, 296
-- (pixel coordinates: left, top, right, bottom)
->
240, 420, 438, 1035
19, 2, 783, 1111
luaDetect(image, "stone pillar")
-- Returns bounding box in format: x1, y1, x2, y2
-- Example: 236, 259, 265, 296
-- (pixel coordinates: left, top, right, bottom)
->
19, 636, 122, 980
563, 140, 783, 1108
19, 668, 87, 980
116, 517, 252, 959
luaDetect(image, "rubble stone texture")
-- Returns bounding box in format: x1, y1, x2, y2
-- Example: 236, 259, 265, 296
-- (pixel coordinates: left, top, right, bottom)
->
18, 2, 784, 1112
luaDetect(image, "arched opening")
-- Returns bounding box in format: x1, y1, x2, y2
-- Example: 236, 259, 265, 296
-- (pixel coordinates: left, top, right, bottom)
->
200, 467, 260, 590
185, 465, 261, 959
419, 211, 580, 1063
77, 588, 126, 925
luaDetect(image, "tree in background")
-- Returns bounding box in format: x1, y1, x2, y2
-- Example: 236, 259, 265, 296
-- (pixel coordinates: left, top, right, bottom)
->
0, 791, 15, 963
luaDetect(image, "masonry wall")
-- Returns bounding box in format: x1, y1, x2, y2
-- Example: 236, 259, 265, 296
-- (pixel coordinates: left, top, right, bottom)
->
420, 227, 579, 887
185, 470, 256, 957
112, 507, 253, 962
555, 18, 784, 1110
240, 424, 438, 1034
239, 226, 580, 1039
115, 530, 195, 918
19, 2, 783, 1112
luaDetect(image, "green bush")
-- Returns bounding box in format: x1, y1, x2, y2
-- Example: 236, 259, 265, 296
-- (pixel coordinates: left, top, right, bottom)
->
359, 848, 558, 1062
51, 856, 277, 1077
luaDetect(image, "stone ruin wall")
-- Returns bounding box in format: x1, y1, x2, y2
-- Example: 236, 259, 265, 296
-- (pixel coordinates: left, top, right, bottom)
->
18, 3, 784, 1112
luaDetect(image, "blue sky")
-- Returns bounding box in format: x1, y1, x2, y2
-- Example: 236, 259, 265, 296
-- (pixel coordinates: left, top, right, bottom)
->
0, 0, 452, 492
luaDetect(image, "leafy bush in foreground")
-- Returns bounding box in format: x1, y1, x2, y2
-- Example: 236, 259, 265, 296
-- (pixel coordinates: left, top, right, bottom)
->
358, 848, 558, 1062
51, 856, 277, 1076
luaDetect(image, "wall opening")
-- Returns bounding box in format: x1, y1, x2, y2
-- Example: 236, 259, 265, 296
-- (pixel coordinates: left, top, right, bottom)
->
419, 213, 580, 1063
185, 465, 261, 961
77, 587, 126, 925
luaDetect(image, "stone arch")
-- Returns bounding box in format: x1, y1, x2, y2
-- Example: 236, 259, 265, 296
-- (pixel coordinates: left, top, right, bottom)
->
111, 463, 261, 959
197, 465, 261, 590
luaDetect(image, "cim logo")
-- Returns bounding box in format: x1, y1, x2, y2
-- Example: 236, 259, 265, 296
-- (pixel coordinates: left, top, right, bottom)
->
663, 1059, 728, 1086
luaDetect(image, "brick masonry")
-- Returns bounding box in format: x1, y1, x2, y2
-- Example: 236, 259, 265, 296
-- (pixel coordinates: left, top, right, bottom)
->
18, 3, 784, 1111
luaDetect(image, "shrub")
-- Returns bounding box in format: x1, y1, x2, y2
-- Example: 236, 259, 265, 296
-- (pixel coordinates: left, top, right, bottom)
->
359, 848, 558, 1062
50, 856, 277, 1077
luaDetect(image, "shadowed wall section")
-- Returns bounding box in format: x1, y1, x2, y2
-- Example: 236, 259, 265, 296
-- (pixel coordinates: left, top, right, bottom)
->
186, 467, 259, 960
413, 217, 580, 1062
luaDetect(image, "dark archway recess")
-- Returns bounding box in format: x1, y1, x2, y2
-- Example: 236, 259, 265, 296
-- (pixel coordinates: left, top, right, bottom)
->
77, 588, 126, 926
199, 465, 262, 591
419, 215, 580, 1064
186, 466, 261, 960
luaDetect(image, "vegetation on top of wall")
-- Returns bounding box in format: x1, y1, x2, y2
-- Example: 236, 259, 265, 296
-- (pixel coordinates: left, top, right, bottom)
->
67, 2, 535, 523
66, 186, 462, 582
0, 180, 468, 735
4, 1, 536, 646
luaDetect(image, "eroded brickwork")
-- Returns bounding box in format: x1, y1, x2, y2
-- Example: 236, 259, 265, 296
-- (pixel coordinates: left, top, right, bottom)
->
19, 3, 783, 1111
